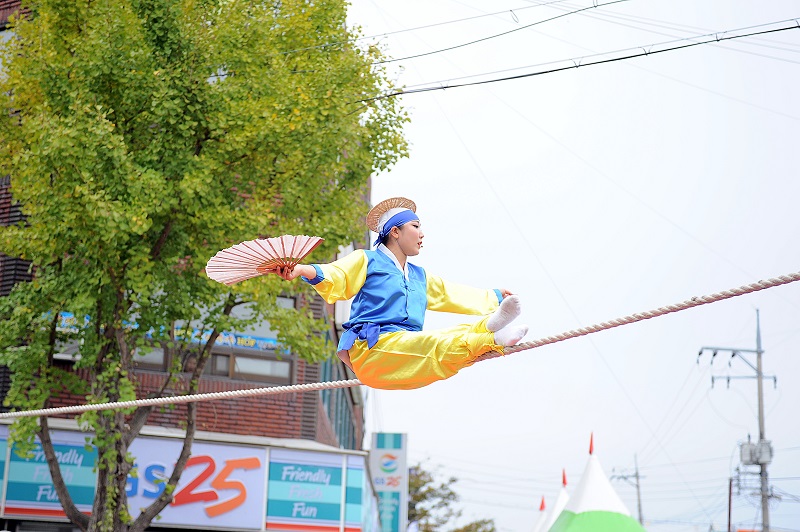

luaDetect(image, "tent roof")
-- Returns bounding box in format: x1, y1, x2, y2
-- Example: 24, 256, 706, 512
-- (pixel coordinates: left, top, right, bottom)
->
565, 454, 631, 515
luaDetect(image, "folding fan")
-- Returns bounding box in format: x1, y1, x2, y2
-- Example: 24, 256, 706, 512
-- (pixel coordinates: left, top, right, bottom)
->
205, 234, 324, 286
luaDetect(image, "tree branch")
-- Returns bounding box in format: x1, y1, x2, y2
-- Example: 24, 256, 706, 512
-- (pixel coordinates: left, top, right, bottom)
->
38, 418, 90, 531
123, 405, 154, 448
129, 402, 197, 532
150, 213, 176, 261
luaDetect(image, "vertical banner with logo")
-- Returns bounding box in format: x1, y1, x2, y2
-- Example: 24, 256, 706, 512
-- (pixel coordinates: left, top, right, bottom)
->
0, 424, 7, 507
369, 433, 408, 532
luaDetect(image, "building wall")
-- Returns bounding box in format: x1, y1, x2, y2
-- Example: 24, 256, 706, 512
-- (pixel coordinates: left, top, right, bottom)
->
0, 0, 22, 30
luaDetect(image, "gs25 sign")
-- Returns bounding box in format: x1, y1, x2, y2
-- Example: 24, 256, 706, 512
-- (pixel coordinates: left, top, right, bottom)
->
126, 440, 267, 528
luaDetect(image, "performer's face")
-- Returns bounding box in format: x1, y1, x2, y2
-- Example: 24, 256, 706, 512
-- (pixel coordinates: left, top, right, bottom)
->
395, 221, 424, 256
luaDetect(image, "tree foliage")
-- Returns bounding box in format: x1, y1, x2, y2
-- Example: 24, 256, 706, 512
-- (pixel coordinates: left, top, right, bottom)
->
0, 0, 407, 530
409, 463, 498, 532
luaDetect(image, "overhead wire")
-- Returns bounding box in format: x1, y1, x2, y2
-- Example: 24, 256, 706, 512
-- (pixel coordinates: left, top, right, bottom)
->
537, 0, 800, 50
538, 0, 800, 61
364, 19, 800, 100
269, 0, 579, 57
370, 0, 631, 65
389, 15, 800, 123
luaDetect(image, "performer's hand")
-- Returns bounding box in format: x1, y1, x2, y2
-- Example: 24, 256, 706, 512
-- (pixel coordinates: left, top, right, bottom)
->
274, 266, 299, 281
499, 288, 514, 299
274, 264, 314, 281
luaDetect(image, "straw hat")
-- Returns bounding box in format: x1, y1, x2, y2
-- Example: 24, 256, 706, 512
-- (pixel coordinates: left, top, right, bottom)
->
366, 197, 417, 233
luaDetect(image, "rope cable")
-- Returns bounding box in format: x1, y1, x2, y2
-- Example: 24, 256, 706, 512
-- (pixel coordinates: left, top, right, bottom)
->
477, 270, 800, 361
0, 379, 362, 419
2, 271, 799, 419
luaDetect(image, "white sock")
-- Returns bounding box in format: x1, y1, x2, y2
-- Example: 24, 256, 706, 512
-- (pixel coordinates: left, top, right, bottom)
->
486, 295, 521, 332
494, 324, 529, 347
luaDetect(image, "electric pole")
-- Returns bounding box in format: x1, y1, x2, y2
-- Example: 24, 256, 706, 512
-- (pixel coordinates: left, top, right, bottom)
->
698, 309, 776, 532
611, 454, 644, 525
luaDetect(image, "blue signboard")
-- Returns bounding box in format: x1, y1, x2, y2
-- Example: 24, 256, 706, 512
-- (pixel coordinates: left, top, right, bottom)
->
0, 425, 7, 503
348, 455, 380, 532
267, 449, 344, 530
0, 428, 379, 530
370, 433, 408, 532
4, 432, 97, 517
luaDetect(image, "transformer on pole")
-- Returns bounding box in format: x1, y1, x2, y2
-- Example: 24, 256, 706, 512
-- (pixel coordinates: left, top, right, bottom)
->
698, 310, 776, 532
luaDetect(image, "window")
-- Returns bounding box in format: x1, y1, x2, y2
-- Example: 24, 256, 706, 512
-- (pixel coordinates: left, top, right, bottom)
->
133, 346, 167, 371
204, 351, 292, 384
235, 356, 291, 380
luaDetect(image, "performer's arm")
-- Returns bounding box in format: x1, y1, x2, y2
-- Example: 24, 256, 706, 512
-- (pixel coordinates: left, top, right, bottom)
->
277, 250, 368, 304
426, 273, 504, 315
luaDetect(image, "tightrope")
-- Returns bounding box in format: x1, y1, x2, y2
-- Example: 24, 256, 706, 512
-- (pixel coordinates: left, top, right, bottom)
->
476, 271, 800, 362
0, 380, 363, 419
2, 271, 799, 419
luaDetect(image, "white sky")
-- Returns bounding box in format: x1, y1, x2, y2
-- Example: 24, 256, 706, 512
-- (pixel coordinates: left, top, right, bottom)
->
346, 1, 800, 531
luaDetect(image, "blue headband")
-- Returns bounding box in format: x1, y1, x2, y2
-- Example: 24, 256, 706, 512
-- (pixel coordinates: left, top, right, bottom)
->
373, 210, 419, 247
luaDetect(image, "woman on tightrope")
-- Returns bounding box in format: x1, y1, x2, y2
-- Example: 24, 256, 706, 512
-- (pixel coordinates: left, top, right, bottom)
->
275, 197, 528, 390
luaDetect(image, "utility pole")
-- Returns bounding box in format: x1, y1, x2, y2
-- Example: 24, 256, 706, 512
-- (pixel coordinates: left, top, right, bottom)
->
728, 476, 733, 532
698, 309, 776, 532
611, 455, 644, 525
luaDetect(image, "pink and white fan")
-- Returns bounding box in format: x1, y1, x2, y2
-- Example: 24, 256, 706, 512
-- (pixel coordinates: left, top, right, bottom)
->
205, 235, 324, 286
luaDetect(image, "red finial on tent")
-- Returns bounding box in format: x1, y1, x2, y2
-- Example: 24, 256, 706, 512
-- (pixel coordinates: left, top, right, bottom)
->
562, 469, 567, 487
589, 432, 594, 455
539, 496, 546, 511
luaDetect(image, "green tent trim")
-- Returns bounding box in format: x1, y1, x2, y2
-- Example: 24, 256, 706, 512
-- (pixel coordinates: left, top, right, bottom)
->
549, 509, 646, 532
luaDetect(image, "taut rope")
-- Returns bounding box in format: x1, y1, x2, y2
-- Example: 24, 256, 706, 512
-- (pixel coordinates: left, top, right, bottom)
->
2, 271, 798, 419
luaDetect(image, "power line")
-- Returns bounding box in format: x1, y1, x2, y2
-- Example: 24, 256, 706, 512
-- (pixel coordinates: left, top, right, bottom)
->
400, 16, 800, 90
533, 0, 800, 51
270, 0, 577, 57
545, 4, 800, 79
372, 0, 630, 65
359, 0, 573, 42
362, 18, 800, 101
542, 0, 800, 58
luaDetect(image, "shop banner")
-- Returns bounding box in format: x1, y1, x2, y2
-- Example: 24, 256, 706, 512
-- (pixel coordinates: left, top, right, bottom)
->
127, 437, 266, 530
347, 455, 380, 532
0, 425, 7, 506
4, 430, 97, 518
0, 428, 377, 531
266, 448, 344, 530
175, 327, 279, 352
369, 433, 408, 532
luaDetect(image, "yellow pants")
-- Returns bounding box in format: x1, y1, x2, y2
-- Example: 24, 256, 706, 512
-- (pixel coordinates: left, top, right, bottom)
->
344, 317, 503, 390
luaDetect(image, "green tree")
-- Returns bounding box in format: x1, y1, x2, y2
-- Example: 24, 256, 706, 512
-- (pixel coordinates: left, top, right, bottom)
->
0, 0, 407, 530
450, 520, 497, 532
409, 463, 498, 532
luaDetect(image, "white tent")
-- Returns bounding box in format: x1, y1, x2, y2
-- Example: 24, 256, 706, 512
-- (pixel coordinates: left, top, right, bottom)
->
548, 437, 646, 532
531, 496, 547, 532
542, 470, 570, 531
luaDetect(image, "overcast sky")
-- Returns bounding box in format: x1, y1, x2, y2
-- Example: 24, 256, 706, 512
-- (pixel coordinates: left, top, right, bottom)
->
345, 1, 800, 530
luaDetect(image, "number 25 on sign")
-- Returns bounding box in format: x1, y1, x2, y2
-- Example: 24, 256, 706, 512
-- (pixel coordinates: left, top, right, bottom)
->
128, 455, 261, 517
